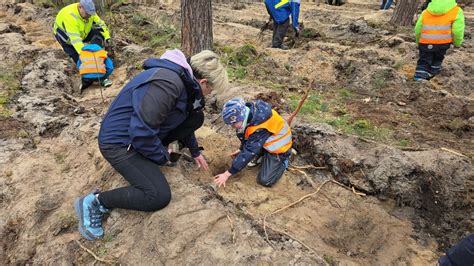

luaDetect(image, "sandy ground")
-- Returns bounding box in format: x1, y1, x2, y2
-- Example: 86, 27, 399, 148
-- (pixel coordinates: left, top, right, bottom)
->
1, 1, 472, 264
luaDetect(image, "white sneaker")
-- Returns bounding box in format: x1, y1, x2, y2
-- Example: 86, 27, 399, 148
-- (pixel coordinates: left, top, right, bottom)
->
248, 156, 263, 167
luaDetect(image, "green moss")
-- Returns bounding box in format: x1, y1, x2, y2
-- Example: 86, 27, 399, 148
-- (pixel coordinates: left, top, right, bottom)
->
0, 66, 21, 118
116, 12, 180, 51
337, 88, 353, 100
54, 152, 66, 164
300, 28, 321, 39
227, 44, 258, 67
323, 254, 336, 266
371, 69, 392, 91
397, 138, 410, 147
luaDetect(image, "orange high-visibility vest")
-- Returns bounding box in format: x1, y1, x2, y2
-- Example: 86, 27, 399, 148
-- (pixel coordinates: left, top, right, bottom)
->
420, 6, 459, 45
79, 49, 107, 75
244, 110, 292, 154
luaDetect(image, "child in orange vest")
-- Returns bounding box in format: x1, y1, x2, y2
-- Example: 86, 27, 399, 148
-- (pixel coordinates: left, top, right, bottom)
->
77, 36, 114, 92
214, 98, 293, 188
414, 0, 464, 81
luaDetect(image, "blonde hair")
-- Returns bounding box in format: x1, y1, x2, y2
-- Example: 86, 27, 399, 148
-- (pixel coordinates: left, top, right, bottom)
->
190, 50, 229, 94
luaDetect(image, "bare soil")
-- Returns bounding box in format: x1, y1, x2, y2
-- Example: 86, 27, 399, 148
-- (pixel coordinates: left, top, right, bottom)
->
1, 1, 472, 265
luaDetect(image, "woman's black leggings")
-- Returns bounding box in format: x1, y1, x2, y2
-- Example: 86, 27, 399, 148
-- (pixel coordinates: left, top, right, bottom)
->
97, 110, 204, 212
98, 151, 172, 212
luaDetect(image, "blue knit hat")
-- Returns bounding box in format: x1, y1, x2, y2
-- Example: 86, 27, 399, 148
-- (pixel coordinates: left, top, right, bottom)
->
80, 0, 96, 15
222, 98, 246, 125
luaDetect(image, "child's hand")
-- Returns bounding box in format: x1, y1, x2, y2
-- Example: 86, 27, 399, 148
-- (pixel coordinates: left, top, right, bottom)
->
214, 171, 232, 187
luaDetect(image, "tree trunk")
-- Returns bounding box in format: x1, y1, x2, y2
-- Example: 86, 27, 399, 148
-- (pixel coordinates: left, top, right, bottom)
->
181, 0, 213, 57
390, 0, 420, 26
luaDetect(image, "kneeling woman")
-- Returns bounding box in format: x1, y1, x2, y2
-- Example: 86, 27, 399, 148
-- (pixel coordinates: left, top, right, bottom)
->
74, 49, 228, 240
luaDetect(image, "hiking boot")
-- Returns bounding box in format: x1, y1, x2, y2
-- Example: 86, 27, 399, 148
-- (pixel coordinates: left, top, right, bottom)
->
413, 77, 427, 81
100, 79, 113, 87
248, 156, 263, 167
74, 192, 110, 241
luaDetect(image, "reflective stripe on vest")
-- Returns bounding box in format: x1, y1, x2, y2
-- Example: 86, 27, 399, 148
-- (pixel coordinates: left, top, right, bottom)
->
420, 6, 459, 44
79, 50, 107, 75
244, 110, 292, 154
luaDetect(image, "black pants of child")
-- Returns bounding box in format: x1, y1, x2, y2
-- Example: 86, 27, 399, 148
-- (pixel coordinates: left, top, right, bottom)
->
97, 111, 204, 211
415, 43, 450, 80
257, 149, 290, 187
328, 0, 342, 6
439, 234, 474, 266
272, 19, 289, 48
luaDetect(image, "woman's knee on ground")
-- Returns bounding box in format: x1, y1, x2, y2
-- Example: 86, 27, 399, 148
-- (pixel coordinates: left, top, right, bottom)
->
142, 188, 172, 212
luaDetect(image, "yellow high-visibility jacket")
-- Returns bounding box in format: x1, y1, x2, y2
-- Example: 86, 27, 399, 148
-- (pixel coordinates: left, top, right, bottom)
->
53, 3, 110, 54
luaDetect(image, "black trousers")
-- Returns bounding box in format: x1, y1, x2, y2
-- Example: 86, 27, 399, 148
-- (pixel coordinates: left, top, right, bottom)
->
55, 28, 104, 64
272, 19, 289, 48
439, 234, 474, 266
256, 149, 290, 187
98, 110, 204, 211
415, 43, 450, 80
328, 0, 342, 6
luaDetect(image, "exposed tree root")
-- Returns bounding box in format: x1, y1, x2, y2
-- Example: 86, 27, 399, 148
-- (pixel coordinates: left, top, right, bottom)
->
262, 179, 366, 245
75, 240, 117, 265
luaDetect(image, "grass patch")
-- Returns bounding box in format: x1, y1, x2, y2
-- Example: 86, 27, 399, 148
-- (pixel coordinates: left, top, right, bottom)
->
216, 44, 259, 80
289, 92, 328, 115
0, 65, 22, 117
54, 152, 66, 164
323, 254, 336, 266
371, 69, 392, 91
116, 11, 180, 51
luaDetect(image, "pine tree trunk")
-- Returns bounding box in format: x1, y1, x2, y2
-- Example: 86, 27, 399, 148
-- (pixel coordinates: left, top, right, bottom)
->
181, 0, 213, 57
390, 0, 420, 26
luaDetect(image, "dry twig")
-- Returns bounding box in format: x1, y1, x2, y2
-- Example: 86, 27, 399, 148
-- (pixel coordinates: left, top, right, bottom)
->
263, 180, 331, 242
287, 167, 315, 187
287, 79, 314, 126
75, 240, 117, 264
290, 164, 327, 170
263, 179, 366, 243
440, 147, 468, 159
226, 214, 236, 243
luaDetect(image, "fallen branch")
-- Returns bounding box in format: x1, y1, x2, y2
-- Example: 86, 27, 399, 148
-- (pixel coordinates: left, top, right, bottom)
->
331, 178, 367, 197
226, 214, 236, 243
290, 164, 327, 170
440, 147, 469, 159
287, 79, 314, 126
263, 180, 330, 242
75, 240, 117, 264
287, 167, 316, 188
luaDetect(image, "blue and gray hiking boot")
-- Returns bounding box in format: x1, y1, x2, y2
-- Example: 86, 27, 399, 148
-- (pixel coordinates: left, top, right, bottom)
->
74, 192, 110, 241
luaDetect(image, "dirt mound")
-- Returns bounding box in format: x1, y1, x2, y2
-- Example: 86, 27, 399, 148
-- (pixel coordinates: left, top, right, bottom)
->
293, 123, 473, 250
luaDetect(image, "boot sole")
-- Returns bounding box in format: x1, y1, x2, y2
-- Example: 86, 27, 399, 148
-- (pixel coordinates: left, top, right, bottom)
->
74, 198, 100, 241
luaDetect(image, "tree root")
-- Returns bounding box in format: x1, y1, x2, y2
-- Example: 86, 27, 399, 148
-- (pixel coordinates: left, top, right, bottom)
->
262, 179, 366, 245
75, 240, 117, 264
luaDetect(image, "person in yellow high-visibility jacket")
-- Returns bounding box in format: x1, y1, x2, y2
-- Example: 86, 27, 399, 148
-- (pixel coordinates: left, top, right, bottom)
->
53, 0, 111, 64
413, 0, 464, 81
